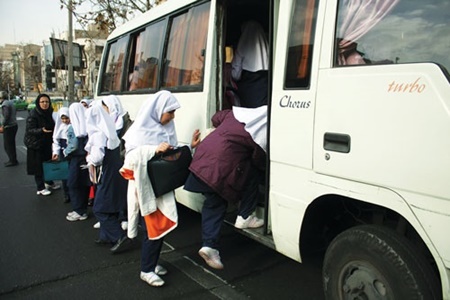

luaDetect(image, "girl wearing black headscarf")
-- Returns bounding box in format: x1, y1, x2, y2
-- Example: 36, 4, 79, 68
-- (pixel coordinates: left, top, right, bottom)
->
24, 94, 59, 195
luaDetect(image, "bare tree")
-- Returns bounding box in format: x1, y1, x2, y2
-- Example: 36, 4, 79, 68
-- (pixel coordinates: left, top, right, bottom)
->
20, 44, 43, 94
0, 62, 14, 94
60, 0, 167, 33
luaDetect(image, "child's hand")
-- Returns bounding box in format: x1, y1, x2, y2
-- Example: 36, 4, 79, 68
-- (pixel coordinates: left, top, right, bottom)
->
156, 142, 172, 154
191, 129, 201, 149
52, 154, 59, 161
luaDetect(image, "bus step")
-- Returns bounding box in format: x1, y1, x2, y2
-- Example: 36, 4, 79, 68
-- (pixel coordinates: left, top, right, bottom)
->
223, 219, 275, 250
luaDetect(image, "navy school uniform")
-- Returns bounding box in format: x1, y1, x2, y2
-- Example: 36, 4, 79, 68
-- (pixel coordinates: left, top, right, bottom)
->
93, 146, 128, 243
66, 136, 90, 215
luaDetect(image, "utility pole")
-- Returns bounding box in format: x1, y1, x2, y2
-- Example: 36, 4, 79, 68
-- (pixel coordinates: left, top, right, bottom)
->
68, 0, 74, 102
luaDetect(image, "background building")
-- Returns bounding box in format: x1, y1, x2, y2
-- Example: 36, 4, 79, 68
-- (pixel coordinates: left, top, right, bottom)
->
0, 23, 107, 100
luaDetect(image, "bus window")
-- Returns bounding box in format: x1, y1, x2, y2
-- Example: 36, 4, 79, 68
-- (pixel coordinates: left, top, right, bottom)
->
127, 21, 165, 91
162, 2, 210, 89
335, 0, 450, 71
100, 36, 129, 93
284, 0, 318, 89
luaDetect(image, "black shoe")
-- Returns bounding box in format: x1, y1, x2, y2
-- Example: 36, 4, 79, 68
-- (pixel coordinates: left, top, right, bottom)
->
95, 239, 113, 246
110, 236, 134, 254
4, 161, 18, 167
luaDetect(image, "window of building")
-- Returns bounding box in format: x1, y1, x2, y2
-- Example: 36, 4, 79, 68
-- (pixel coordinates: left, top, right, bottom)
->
335, 0, 450, 73
162, 2, 210, 90
96, 46, 103, 55
284, 0, 318, 89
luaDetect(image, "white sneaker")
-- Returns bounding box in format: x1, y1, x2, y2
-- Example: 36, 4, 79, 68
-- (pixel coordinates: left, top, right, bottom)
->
155, 265, 167, 276
45, 183, 61, 190
235, 215, 264, 229
93, 222, 100, 229
37, 189, 51, 196
198, 246, 224, 270
121, 221, 128, 231
66, 212, 88, 221
140, 271, 165, 287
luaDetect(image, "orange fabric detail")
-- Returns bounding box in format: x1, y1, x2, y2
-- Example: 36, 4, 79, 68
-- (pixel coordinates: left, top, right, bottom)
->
143, 209, 176, 239
89, 185, 95, 198
119, 168, 135, 180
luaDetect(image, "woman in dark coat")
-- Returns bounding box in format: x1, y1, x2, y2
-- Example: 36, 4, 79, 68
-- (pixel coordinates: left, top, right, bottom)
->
24, 94, 60, 195
184, 106, 267, 270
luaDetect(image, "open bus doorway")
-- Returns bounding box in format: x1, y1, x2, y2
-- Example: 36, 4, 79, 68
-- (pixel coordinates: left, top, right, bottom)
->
221, 0, 271, 110
218, 0, 273, 244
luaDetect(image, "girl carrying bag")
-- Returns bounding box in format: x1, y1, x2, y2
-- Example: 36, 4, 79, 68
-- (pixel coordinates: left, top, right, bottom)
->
147, 146, 192, 198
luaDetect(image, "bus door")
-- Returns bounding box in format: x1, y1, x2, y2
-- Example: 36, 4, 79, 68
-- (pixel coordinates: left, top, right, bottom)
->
269, 0, 321, 260
217, 0, 273, 245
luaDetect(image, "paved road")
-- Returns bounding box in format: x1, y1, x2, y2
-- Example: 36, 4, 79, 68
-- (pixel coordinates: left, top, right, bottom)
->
0, 111, 325, 299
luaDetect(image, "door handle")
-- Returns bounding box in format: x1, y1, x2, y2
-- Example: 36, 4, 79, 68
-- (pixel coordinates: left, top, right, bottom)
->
323, 132, 351, 153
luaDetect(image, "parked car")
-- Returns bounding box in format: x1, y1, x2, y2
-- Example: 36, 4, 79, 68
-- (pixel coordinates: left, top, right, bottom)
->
12, 98, 28, 111
26, 102, 36, 112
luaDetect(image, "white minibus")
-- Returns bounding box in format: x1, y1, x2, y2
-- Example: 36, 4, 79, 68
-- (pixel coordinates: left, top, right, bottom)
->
96, 0, 450, 298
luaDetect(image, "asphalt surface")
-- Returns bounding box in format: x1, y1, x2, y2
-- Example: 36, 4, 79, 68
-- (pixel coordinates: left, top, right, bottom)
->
0, 111, 325, 300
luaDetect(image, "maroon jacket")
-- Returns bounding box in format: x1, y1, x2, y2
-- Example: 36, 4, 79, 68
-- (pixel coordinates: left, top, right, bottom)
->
189, 110, 266, 203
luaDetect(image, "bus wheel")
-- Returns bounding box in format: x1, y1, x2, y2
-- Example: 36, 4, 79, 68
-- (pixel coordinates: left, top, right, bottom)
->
322, 225, 440, 300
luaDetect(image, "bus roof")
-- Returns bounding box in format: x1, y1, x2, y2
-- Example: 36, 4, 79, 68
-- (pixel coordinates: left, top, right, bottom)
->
108, 0, 200, 40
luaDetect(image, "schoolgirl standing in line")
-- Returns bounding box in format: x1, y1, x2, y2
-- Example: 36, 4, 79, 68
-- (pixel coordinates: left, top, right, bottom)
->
79, 99, 96, 208
120, 90, 200, 287
102, 95, 132, 230
51, 107, 70, 203
64, 103, 91, 221
85, 102, 128, 250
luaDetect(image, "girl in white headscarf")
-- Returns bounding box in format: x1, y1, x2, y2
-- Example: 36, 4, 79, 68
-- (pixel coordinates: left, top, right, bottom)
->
80, 98, 92, 108
101, 95, 132, 229
85, 102, 129, 251
101, 94, 133, 162
122, 90, 181, 152
64, 103, 91, 221
231, 20, 269, 108
51, 107, 70, 202
102, 95, 127, 132
120, 90, 200, 287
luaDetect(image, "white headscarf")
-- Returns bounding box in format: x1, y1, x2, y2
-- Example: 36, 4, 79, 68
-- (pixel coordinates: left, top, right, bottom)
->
236, 20, 269, 72
52, 107, 70, 140
123, 90, 180, 152
85, 104, 121, 151
80, 98, 92, 107
69, 102, 87, 137
102, 95, 127, 131
233, 105, 267, 152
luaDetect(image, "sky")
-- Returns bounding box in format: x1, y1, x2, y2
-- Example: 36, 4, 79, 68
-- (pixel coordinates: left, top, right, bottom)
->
0, 0, 89, 46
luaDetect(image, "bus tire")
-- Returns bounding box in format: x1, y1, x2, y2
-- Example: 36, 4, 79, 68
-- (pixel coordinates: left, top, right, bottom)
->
322, 224, 440, 300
